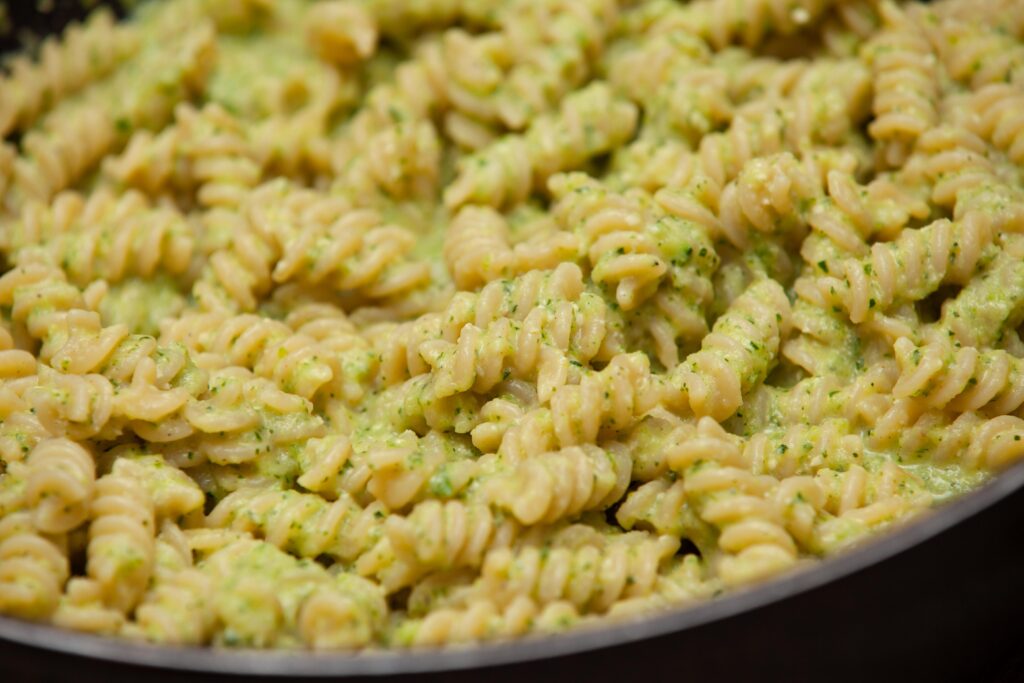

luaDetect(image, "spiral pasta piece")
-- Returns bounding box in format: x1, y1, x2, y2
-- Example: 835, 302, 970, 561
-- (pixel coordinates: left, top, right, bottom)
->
442, 206, 581, 292
86, 466, 157, 614
101, 124, 183, 197
363, 430, 478, 511
466, 381, 538, 454
192, 181, 431, 312
281, 300, 377, 406
476, 529, 679, 612
444, 206, 517, 290
338, 115, 442, 204
966, 417, 1024, 471
111, 453, 205, 521
326, 45, 445, 204
803, 171, 928, 266
926, 11, 1024, 89
807, 215, 996, 324
269, 202, 431, 304
391, 595, 577, 647
175, 103, 263, 210
368, 372, 485, 437
371, 263, 586, 388
0, 512, 69, 620
912, 125, 1015, 212
670, 0, 838, 50
816, 0, 883, 55
665, 417, 800, 585
714, 152, 822, 249
32, 202, 196, 288
699, 103, 797, 193
118, 523, 208, 641
551, 172, 718, 313
1, 186, 145, 256
967, 84, 1024, 165
23, 438, 95, 534
0, 324, 34, 382
52, 577, 125, 636
869, 400, 1024, 472
893, 336, 1024, 415
445, 82, 638, 209
811, 460, 930, 551
160, 311, 334, 400
672, 279, 791, 421
419, 292, 611, 403
615, 478, 697, 540
0, 261, 87, 344
206, 488, 387, 565
171, 368, 324, 466
782, 170, 927, 376
191, 537, 386, 648
379, 500, 518, 591
293, 434, 360, 500
23, 370, 127, 445
865, 2, 939, 167
427, 0, 617, 136
0, 265, 209, 437
931, 241, 1024, 349
10, 104, 118, 207
487, 443, 631, 525
305, 1, 379, 67
605, 25, 711, 104
484, 0, 618, 130
495, 352, 665, 458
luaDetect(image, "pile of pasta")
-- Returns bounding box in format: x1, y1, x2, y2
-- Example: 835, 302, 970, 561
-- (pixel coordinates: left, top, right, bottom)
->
1, 0, 1024, 650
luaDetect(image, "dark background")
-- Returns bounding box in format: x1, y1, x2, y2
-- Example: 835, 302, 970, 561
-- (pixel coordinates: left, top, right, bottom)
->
0, 0, 131, 53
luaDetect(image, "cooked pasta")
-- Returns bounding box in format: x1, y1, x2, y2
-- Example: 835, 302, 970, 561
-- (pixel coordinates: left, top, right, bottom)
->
0, 0, 1022, 653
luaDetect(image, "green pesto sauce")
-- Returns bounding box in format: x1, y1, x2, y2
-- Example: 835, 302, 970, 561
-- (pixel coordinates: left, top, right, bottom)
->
99, 275, 186, 335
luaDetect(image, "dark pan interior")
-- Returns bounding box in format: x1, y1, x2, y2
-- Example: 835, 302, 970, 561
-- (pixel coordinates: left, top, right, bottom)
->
1, 2, 1021, 682
0, 0, 129, 53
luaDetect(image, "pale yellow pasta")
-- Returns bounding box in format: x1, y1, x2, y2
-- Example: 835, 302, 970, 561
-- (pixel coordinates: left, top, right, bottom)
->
806, 215, 997, 324
445, 82, 638, 209
377, 499, 519, 591
206, 487, 387, 566
864, 2, 939, 167
418, 292, 612, 402
160, 311, 335, 400
369, 262, 586, 387
672, 278, 791, 421
0, 512, 69, 620
391, 596, 578, 647
3, 0, 1024, 653
24, 438, 95, 534
966, 84, 1024, 165
667, 0, 839, 51
930, 241, 1024, 349
85, 466, 157, 614
474, 528, 679, 612
486, 443, 631, 525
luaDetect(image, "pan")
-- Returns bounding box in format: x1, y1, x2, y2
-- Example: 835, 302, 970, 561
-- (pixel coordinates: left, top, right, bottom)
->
1, 3, 1023, 682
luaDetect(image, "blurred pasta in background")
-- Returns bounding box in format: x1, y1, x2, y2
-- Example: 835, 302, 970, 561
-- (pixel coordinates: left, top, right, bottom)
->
1, 0, 1024, 650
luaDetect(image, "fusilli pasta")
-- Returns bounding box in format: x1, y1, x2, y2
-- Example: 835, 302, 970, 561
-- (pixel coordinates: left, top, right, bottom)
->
1, 0, 1022, 653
